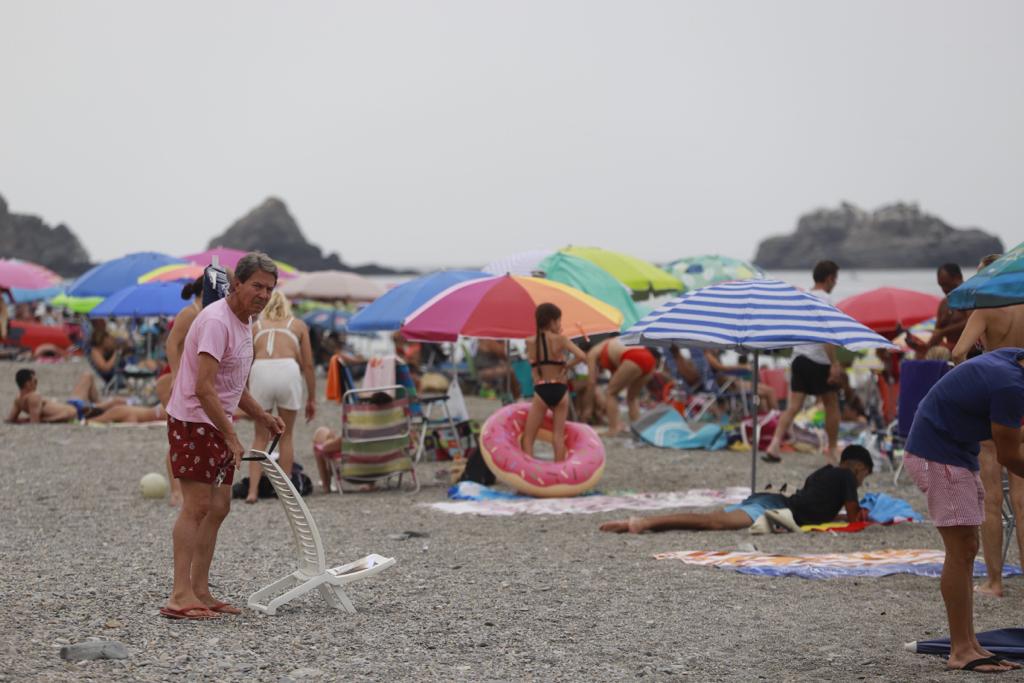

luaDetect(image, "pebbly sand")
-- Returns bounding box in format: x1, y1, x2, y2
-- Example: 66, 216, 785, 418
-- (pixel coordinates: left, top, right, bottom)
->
1, 361, 1021, 682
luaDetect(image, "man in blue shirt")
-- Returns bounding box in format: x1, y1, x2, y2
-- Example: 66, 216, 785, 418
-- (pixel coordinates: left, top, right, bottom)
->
905, 348, 1024, 673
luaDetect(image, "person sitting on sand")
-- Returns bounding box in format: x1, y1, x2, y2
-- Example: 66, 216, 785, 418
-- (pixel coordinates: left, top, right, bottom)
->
599, 445, 872, 534
7, 368, 125, 423
586, 336, 657, 436
522, 303, 587, 462
87, 403, 167, 425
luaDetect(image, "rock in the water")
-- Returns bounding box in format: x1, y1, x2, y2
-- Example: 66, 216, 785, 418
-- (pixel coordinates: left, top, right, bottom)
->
754, 202, 1004, 269
207, 197, 415, 276
0, 193, 92, 277
59, 640, 129, 661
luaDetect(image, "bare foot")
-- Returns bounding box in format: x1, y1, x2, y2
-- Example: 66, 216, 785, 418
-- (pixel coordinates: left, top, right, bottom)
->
599, 517, 645, 533
975, 581, 1005, 598
244, 495, 258, 504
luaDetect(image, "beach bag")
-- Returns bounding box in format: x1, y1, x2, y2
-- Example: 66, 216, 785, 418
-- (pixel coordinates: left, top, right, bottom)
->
232, 462, 313, 499
742, 410, 780, 451
457, 447, 496, 486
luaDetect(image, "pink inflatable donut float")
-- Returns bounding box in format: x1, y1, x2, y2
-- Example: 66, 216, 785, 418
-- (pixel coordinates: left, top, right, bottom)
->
480, 402, 605, 498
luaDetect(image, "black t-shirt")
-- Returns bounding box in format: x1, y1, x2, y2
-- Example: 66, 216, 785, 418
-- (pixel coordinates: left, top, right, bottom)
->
784, 465, 859, 526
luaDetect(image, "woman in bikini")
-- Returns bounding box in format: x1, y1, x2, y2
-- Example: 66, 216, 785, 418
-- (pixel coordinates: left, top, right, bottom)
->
522, 303, 586, 462
587, 337, 657, 436
245, 291, 316, 503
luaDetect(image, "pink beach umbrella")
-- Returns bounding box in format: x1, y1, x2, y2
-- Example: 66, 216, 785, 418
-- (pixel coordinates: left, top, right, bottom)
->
0, 258, 62, 289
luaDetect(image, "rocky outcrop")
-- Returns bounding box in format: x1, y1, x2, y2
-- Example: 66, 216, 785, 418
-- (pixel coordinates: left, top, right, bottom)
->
0, 194, 92, 277
754, 202, 1004, 269
208, 198, 415, 275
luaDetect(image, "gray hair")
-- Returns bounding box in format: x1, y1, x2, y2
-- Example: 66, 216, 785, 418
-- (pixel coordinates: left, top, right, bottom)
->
235, 252, 278, 284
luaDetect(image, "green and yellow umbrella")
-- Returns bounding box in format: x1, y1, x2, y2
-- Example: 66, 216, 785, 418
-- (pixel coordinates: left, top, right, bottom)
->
561, 246, 683, 300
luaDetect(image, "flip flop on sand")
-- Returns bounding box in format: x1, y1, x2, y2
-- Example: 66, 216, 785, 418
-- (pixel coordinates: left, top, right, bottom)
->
951, 655, 1020, 673
207, 601, 242, 615
159, 606, 219, 620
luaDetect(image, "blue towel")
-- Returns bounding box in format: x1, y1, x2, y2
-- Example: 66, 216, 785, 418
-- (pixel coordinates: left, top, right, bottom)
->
448, 481, 526, 501
860, 492, 923, 523
631, 405, 728, 450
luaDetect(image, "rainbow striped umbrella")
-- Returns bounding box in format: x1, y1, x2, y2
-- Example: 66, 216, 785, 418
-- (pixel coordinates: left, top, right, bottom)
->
401, 275, 623, 341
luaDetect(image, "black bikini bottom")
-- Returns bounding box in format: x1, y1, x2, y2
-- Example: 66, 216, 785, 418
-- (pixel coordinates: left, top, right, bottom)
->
534, 382, 568, 408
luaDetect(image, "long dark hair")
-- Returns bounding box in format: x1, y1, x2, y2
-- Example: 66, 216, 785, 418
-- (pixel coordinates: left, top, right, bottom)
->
181, 276, 203, 301
535, 303, 561, 355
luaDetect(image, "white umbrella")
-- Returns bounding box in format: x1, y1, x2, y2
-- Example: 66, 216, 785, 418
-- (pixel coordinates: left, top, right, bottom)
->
279, 270, 385, 302
482, 249, 554, 276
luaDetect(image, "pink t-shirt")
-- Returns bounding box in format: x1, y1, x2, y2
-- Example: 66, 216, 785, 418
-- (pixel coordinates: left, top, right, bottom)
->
167, 298, 254, 425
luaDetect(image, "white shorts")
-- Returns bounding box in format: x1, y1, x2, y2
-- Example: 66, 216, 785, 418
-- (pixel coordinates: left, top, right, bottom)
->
249, 358, 305, 411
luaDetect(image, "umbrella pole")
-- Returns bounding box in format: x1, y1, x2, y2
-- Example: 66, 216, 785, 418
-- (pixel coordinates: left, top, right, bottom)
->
751, 351, 761, 493
505, 339, 512, 399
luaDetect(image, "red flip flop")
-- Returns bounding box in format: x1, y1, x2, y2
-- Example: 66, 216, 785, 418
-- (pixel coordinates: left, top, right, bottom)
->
160, 605, 219, 620
208, 601, 242, 615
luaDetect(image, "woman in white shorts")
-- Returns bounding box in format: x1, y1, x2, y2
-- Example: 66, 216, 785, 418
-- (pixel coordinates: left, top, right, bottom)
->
245, 291, 316, 503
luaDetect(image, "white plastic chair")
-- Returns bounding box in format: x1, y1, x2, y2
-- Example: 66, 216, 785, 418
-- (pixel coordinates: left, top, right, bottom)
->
245, 450, 396, 615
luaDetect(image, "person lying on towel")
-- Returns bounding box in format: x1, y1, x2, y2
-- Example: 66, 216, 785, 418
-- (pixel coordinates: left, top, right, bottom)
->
6, 367, 126, 423
599, 445, 872, 534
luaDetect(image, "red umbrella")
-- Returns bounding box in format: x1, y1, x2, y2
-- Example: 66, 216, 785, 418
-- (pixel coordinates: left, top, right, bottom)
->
836, 287, 941, 336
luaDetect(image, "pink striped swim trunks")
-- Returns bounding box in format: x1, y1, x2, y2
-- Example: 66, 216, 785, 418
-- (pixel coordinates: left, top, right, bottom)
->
903, 452, 985, 527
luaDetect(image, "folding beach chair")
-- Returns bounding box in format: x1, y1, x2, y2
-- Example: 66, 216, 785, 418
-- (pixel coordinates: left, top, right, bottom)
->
329, 385, 418, 493
675, 347, 751, 423
245, 451, 395, 615
1003, 472, 1017, 566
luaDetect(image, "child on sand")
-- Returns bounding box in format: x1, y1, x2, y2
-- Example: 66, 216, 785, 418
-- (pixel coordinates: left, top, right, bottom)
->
599, 445, 872, 534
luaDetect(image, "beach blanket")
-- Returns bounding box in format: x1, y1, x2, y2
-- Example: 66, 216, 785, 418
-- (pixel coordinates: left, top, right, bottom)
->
425, 484, 750, 516
631, 404, 728, 450
654, 549, 1024, 580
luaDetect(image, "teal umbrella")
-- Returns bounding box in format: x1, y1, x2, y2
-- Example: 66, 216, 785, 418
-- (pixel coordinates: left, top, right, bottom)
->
948, 241, 1024, 310
665, 255, 765, 291
536, 252, 643, 330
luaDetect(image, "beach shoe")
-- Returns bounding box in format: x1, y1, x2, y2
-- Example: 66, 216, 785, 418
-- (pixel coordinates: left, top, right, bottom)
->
208, 601, 242, 615
764, 508, 801, 533
159, 606, 219, 620
748, 514, 771, 535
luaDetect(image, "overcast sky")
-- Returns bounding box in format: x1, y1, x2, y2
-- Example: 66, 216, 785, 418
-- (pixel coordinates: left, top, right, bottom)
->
2, 1, 1021, 269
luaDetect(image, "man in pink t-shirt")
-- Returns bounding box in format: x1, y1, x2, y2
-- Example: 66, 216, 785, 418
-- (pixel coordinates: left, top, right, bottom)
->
161, 253, 285, 621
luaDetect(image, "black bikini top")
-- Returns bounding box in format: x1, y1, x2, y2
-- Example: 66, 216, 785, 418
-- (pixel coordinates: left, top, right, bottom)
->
532, 331, 566, 368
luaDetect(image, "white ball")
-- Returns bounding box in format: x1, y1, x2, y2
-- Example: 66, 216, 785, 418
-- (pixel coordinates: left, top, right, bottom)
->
140, 472, 169, 499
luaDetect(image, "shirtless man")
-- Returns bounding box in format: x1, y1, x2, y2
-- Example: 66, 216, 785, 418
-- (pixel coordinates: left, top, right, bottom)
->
909, 263, 968, 353
951, 254, 1024, 597
7, 368, 124, 423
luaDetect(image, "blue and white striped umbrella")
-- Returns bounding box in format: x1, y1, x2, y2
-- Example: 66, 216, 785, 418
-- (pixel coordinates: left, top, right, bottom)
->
621, 279, 895, 351
622, 279, 893, 492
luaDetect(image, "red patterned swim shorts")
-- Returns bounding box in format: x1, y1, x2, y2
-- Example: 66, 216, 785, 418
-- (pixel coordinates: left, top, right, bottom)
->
167, 415, 234, 486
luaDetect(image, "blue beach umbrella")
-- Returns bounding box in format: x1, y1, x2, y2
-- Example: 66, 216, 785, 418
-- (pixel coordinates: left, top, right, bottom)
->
301, 308, 352, 334
948, 240, 1024, 310
89, 282, 190, 318
67, 252, 187, 298
621, 279, 895, 489
347, 270, 490, 332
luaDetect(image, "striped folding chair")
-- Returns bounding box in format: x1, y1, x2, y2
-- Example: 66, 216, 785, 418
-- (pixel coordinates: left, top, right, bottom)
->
329, 385, 418, 493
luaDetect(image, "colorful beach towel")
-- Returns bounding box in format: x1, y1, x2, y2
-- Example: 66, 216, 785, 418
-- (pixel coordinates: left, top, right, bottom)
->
654, 549, 1023, 580
800, 493, 923, 532
425, 486, 750, 516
